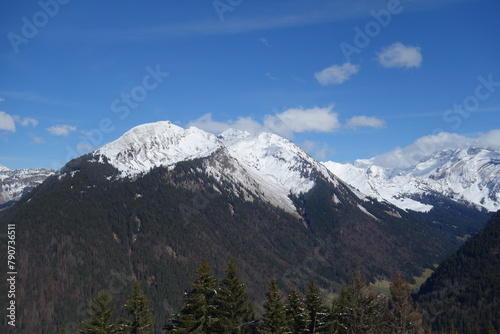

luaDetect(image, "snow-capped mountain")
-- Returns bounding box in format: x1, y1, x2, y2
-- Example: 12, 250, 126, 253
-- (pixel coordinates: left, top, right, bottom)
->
323, 147, 500, 213
92, 121, 345, 215
0, 165, 55, 207
95, 121, 222, 176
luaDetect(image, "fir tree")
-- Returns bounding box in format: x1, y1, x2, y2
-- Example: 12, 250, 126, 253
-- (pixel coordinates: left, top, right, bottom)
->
447, 321, 459, 334
120, 281, 155, 334
215, 259, 256, 334
332, 273, 389, 334
487, 322, 498, 334
389, 272, 424, 334
304, 279, 328, 334
167, 259, 219, 333
259, 279, 289, 334
79, 291, 119, 334
285, 288, 308, 334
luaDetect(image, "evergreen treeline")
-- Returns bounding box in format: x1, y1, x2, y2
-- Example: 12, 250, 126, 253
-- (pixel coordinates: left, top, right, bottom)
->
67, 259, 498, 334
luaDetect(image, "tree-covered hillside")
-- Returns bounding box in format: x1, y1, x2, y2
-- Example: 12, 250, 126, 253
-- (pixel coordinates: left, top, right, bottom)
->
416, 211, 500, 333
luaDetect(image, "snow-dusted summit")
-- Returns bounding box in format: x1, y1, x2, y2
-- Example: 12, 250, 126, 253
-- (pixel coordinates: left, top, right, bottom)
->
219, 129, 339, 196
95, 121, 222, 176
92, 122, 344, 214
324, 147, 500, 212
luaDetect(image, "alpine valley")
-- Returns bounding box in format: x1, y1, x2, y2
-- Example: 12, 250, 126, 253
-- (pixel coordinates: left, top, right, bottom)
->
0, 121, 497, 333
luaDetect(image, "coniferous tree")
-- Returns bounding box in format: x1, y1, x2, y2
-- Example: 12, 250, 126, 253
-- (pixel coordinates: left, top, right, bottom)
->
487, 322, 498, 334
304, 279, 328, 334
79, 291, 119, 334
167, 259, 219, 333
215, 259, 256, 333
447, 321, 459, 334
332, 273, 389, 334
120, 281, 155, 334
259, 279, 289, 334
285, 288, 308, 334
389, 272, 424, 334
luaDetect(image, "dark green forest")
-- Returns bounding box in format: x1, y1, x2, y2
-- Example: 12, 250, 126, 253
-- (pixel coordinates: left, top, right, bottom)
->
66, 259, 498, 334
416, 211, 500, 333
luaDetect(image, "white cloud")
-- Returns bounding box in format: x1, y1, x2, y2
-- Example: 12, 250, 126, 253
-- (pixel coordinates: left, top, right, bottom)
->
33, 137, 44, 144
188, 106, 340, 139
299, 140, 336, 161
0, 111, 39, 132
77, 143, 93, 152
188, 113, 263, 135
0, 111, 16, 132
46, 124, 77, 136
264, 106, 340, 137
345, 116, 386, 129
476, 129, 500, 150
0, 97, 5, 102
13, 115, 38, 127
315, 62, 359, 85
370, 130, 500, 168
377, 42, 422, 69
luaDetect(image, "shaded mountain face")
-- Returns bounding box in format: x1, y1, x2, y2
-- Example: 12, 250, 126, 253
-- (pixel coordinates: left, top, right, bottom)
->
0, 122, 460, 333
323, 147, 500, 213
416, 211, 500, 334
0, 165, 55, 209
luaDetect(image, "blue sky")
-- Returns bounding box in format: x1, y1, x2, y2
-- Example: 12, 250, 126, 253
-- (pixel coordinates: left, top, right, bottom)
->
1, 0, 499, 170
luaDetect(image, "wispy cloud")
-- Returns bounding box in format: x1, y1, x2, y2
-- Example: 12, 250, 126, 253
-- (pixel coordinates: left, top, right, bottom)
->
0, 91, 76, 107
376, 42, 422, 69
77, 143, 93, 152
315, 62, 360, 85
33, 137, 44, 144
265, 72, 278, 80
50, 1, 393, 42
258, 38, 271, 47
13, 116, 38, 127
188, 105, 341, 139
300, 140, 336, 160
47, 124, 77, 136
345, 116, 386, 129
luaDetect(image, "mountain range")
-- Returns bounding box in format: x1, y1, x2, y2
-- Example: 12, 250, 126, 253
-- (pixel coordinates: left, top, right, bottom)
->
0, 121, 497, 333
323, 146, 500, 213
0, 165, 54, 209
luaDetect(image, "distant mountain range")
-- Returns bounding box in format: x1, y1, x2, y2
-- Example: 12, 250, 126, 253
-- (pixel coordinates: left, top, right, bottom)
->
0, 165, 54, 209
1, 120, 483, 334
4, 123, 500, 217
323, 146, 500, 213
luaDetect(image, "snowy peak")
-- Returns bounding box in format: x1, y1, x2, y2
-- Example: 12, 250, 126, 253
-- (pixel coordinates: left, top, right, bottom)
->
95, 121, 223, 177
90, 122, 346, 215
324, 146, 500, 212
0, 164, 12, 172
221, 130, 338, 196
